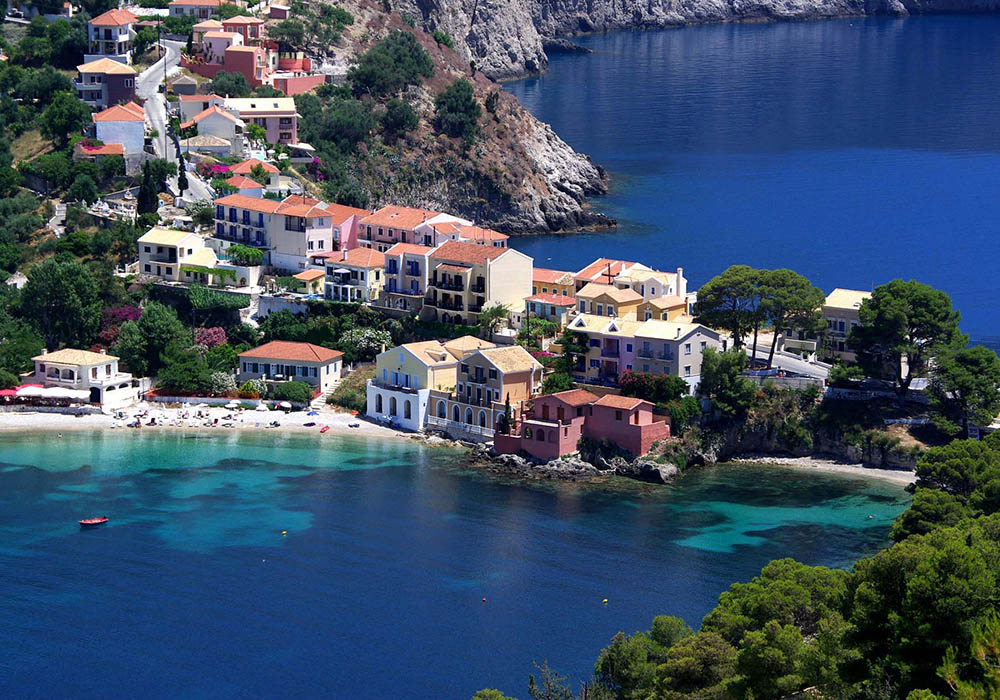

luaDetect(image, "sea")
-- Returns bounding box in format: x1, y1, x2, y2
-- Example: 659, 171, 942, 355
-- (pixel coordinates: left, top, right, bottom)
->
505, 16, 1000, 346
0, 431, 909, 698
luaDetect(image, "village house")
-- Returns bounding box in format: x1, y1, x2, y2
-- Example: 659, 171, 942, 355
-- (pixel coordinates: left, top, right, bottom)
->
91, 102, 146, 158
322, 247, 385, 302
493, 389, 671, 460
181, 105, 245, 153
228, 158, 279, 188
179, 94, 225, 122
379, 242, 432, 313
238, 341, 343, 395
359, 206, 470, 251
85, 8, 137, 65
567, 314, 644, 385
30, 348, 140, 409
419, 241, 533, 327
221, 14, 266, 43
427, 345, 542, 439
532, 268, 575, 297
366, 340, 461, 431
201, 30, 243, 64
575, 282, 644, 318
822, 288, 871, 362
419, 221, 509, 248
524, 293, 576, 327
225, 175, 263, 198
574, 258, 642, 291
224, 97, 299, 144
168, 0, 224, 19
213, 193, 280, 249
614, 265, 688, 300
192, 18, 223, 42
289, 268, 325, 294
636, 295, 689, 322
75, 58, 136, 108
138, 227, 259, 287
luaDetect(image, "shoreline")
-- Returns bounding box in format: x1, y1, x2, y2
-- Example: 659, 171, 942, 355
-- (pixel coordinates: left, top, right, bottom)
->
0, 404, 414, 443
728, 454, 916, 485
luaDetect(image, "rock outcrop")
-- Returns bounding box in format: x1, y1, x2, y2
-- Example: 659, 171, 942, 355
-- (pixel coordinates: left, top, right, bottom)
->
403, 0, 1000, 79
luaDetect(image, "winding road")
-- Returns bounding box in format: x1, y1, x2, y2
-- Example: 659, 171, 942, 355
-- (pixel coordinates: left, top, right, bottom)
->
136, 40, 214, 203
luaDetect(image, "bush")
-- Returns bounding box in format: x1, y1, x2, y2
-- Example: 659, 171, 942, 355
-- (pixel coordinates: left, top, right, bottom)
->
347, 30, 433, 97
195, 326, 227, 348
269, 380, 314, 404
0, 368, 19, 389
381, 98, 418, 140
209, 70, 251, 99
541, 372, 574, 394
227, 244, 263, 267
328, 388, 364, 412
434, 78, 481, 143
620, 370, 689, 404
237, 379, 266, 399
209, 371, 237, 395
431, 30, 454, 48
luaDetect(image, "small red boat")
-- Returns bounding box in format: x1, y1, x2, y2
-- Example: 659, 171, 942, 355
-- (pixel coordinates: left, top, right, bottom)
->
79, 517, 108, 528
320, 425, 330, 434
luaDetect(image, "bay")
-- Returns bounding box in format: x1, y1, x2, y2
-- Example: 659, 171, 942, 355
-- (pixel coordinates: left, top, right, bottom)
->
505, 16, 1000, 343
0, 432, 908, 697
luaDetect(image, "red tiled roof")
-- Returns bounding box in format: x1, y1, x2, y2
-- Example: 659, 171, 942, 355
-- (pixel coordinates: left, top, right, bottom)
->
226, 175, 261, 189
361, 205, 442, 230
323, 203, 370, 224
239, 340, 342, 362
293, 268, 325, 281
230, 158, 279, 174
189, 104, 240, 125
525, 293, 575, 306
454, 224, 508, 242
594, 394, 648, 410
436, 263, 470, 273
92, 102, 145, 122
90, 8, 137, 26
576, 258, 639, 284
79, 143, 124, 156
324, 248, 385, 268
432, 240, 507, 265
179, 93, 222, 101
533, 268, 573, 284
384, 242, 432, 256
213, 193, 282, 213
169, 0, 222, 6
222, 14, 265, 23
549, 388, 598, 407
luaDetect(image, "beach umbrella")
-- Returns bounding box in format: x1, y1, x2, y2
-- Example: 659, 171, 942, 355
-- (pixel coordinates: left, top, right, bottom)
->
278, 401, 292, 410
255, 403, 269, 412
307, 410, 318, 416
225, 400, 240, 409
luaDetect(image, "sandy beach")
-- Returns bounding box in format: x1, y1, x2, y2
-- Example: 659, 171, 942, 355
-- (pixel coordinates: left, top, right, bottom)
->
0, 403, 411, 442
730, 454, 916, 485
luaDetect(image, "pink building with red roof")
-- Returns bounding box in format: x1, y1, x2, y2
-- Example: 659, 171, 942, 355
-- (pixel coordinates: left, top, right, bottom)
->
494, 389, 670, 460
90, 102, 146, 157
525, 292, 576, 327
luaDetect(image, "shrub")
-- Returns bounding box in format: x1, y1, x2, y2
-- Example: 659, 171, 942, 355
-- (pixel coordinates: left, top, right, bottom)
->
209, 371, 237, 395
0, 369, 18, 389
542, 372, 574, 394
381, 98, 418, 140
195, 326, 227, 348
227, 244, 263, 267
620, 370, 689, 404
431, 30, 454, 48
237, 378, 266, 399
348, 30, 433, 97
434, 78, 480, 143
269, 380, 314, 403
328, 388, 364, 412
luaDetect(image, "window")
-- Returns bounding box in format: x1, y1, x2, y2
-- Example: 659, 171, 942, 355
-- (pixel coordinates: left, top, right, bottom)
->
596, 303, 603, 315
700, 341, 707, 351
643, 364, 649, 372
144, 264, 151, 272
143, 246, 151, 253
589, 359, 599, 368
625, 343, 632, 353
615, 410, 622, 421
607, 306, 615, 317
461, 363, 469, 374
488, 369, 497, 380
307, 241, 313, 250
589, 339, 600, 348
684, 343, 691, 355
124, 78, 133, 87
532, 286, 537, 294
684, 366, 691, 376
579, 301, 585, 312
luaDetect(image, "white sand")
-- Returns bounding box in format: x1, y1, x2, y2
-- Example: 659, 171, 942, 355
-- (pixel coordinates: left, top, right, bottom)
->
730, 454, 916, 485
0, 402, 410, 441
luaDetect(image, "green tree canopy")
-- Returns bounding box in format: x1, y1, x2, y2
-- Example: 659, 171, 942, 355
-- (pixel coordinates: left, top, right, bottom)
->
697, 347, 757, 417
434, 78, 481, 143
759, 268, 825, 368
849, 279, 963, 396
348, 30, 433, 98
209, 70, 251, 98
41, 91, 91, 147
929, 345, 1000, 438
20, 259, 102, 349
381, 97, 419, 140
693, 265, 761, 350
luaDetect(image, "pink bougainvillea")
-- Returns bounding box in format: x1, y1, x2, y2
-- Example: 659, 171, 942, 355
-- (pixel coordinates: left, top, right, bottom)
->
98, 305, 142, 346
194, 326, 227, 348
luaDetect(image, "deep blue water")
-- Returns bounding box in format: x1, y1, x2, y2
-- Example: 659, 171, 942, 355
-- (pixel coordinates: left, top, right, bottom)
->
505, 16, 1000, 342
0, 432, 908, 698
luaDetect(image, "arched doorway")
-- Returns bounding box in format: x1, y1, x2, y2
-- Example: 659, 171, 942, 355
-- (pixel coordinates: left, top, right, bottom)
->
536, 429, 545, 442
89, 387, 101, 404
389, 396, 397, 416
437, 401, 446, 418
376, 394, 383, 413
465, 407, 473, 424
452, 404, 460, 422
404, 400, 412, 420
478, 410, 487, 428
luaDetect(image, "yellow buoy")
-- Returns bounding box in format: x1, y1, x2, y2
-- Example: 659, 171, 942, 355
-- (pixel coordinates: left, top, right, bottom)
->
602, 598, 608, 605
281, 530, 287, 536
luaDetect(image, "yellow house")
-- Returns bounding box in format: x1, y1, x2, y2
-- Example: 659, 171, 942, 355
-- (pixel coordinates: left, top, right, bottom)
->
323, 247, 385, 303
420, 241, 533, 326
367, 340, 462, 431
291, 268, 325, 294
636, 296, 689, 322
137, 227, 209, 282
823, 288, 871, 361
532, 268, 575, 297
427, 345, 542, 439
575, 283, 643, 319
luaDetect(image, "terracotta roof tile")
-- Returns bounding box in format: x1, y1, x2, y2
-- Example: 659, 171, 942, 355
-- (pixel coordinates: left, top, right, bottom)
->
92, 102, 145, 122
213, 193, 282, 213
226, 175, 261, 189
361, 205, 442, 230
77, 57, 137, 75
384, 242, 432, 256
230, 158, 279, 174
576, 258, 639, 284
525, 293, 575, 306
293, 268, 325, 281
432, 240, 508, 265
533, 268, 574, 285
324, 248, 385, 268
594, 394, 648, 410
549, 388, 598, 407
90, 8, 137, 26
33, 349, 118, 365
239, 340, 342, 363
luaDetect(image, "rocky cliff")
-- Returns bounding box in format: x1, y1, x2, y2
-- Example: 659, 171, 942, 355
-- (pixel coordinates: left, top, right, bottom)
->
397, 0, 1000, 79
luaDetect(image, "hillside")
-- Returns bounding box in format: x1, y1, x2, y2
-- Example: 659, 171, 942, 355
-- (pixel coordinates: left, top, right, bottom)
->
310, 3, 612, 233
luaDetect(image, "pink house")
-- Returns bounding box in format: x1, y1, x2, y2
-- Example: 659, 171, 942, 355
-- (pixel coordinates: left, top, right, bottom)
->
494, 389, 670, 460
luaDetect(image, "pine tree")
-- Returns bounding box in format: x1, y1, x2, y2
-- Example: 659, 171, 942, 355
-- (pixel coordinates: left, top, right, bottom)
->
137, 163, 157, 215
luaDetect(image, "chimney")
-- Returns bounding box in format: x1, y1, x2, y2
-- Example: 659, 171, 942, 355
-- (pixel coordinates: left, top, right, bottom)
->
675, 327, 681, 339
676, 267, 685, 297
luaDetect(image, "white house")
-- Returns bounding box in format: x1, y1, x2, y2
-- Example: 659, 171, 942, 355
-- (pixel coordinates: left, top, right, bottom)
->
238, 341, 343, 395
31, 348, 140, 409
85, 8, 137, 65
92, 102, 146, 157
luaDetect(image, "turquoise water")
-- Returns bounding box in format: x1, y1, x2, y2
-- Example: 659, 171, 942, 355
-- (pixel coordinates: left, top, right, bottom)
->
505, 16, 1000, 342
0, 431, 909, 697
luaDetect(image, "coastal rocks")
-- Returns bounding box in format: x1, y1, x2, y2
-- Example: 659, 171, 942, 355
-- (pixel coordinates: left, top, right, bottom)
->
417, 0, 1000, 80
614, 457, 679, 484
476, 449, 603, 480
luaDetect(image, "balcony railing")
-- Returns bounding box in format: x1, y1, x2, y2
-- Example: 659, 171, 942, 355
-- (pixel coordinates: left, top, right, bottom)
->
637, 348, 653, 359
657, 351, 673, 360
465, 374, 488, 384
370, 379, 419, 394
436, 301, 464, 311
470, 283, 485, 293
601, 348, 619, 358
434, 280, 465, 292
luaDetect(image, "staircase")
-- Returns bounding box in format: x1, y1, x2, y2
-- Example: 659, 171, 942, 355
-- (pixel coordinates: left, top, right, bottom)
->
310, 379, 342, 410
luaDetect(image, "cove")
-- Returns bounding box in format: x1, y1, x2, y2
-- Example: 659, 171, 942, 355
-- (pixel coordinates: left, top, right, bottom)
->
0, 431, 908, 697
505, 16, 1000, 344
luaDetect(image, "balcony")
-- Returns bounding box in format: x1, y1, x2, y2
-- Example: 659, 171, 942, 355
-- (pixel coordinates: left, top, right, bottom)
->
436, 301, 464, 311
465, 374, 488, 384
637, 348, 653, 359
370, 379, 418, 394
470, 283, 485, 293
657, 351, 673, 360
601, 347, 619, 358
434, 280, 465, 292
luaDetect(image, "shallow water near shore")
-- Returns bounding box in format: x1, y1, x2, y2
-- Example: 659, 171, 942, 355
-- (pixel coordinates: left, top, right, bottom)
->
0, 431, 908, 697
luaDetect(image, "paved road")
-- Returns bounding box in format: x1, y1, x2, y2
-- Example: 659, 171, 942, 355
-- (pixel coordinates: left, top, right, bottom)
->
47, 200, 66, 238
136, 40, 214, 203
747, 346, 829, 379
